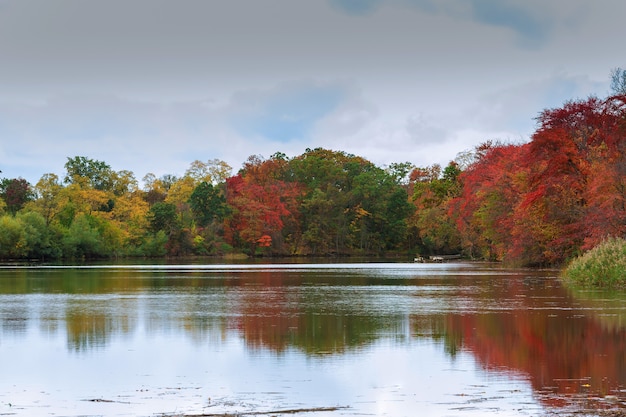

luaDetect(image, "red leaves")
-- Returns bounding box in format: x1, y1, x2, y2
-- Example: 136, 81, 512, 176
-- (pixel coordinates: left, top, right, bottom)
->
257, 234, 272, 247
450, 143, 528, 260
453, 94, 626, 265
225, 158, 302, 250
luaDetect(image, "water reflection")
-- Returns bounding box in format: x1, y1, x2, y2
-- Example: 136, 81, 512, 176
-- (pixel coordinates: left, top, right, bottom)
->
0, 262, 625, 416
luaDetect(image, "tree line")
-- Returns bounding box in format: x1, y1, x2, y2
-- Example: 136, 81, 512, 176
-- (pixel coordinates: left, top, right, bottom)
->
2, 91, 626, 265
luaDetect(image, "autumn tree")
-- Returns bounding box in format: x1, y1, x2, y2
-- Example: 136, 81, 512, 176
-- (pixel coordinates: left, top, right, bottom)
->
0, 177, 34, 214
517, 95, 626, 263
451, 142, 528, 261
142, 173, 175, 205
185, 159, 232, 185
225, 154, 302, 254
409, 162, 462, 256
450, 94, 626, 265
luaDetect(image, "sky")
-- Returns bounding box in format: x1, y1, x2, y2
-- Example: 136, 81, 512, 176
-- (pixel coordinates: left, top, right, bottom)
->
0, 0, 624, 186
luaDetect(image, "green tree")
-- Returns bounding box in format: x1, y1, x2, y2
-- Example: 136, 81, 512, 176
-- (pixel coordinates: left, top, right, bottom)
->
189, 181, 228, 227
64, 156, 115, 191
288, 148, 413, 254
62, 214, 105, 258
0, 214, 26, 258
18, 211, 57, 259
351, 165, 414, 252
147, 202, 179, 234
289, 149, 356, 253
0, 211, 56, 259
386, 162, 414, 186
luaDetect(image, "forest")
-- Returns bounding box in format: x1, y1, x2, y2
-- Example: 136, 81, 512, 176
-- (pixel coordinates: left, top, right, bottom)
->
1, 91, 626, 266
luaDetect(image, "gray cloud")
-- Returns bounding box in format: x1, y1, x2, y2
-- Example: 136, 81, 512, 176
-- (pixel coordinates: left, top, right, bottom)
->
397, 0, 581, 46
468, 0, 554, 45
0, 94, 220, 181
0, 0, 623, 184
329, 0, 383, 15
0, 78, 370, 182
405, 113, 449, 145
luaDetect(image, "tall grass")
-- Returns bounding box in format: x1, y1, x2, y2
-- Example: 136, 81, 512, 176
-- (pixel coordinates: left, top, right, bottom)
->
562, 237, 626, 289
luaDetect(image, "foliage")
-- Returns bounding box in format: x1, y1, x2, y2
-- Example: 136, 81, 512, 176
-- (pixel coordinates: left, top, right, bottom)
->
225, 155, 301, 254
134, 230, 168, 257
452, 94, 626, 266
0, 212, 57, 259
64, 156, 115, 191
562, 237, 626, 289
185, 159, 232, 185
189, 181, 228, 227
286, 148, 413, 255
147, 202, 178, 233
2, 88, 625, 265
0, 177, 34, 214
451, 143, 528, 261
409, 162, 461, 256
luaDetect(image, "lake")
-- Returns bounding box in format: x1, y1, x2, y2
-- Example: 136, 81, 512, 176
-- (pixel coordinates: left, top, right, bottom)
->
0, 261, 624, 416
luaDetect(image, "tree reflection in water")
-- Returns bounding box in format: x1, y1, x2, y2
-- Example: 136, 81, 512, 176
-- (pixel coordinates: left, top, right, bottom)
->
0, 263, 624, 414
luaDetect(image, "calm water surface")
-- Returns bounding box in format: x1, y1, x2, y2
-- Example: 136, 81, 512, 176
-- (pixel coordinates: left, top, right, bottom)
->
0, 261, 625, 416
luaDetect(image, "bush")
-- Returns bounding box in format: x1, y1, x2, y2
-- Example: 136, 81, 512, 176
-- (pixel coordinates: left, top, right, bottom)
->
62, 214, 106, 258
0, 215, 26, 258
562, 237, 626, 289
136, 230, 168, 257
0, 212, 59, 259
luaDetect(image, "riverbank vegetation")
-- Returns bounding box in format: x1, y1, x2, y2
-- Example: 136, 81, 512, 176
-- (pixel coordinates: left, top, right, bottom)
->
1, 88, 626, 267
562, 237, 626, 289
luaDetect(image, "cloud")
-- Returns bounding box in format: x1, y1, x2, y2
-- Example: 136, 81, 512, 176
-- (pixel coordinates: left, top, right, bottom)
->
0, 79, 365, 182
0, 1, 327, 100
466, 0, 550, 46
0, 94, 223, 182
329, 0, 383, 15
466, 73, 607, 135
405, 113, 449, 145
0, 0, 623, 187
398, 0, 584, 47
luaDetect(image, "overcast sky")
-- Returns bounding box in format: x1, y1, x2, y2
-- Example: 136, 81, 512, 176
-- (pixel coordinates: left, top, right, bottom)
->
0, 0, 624, 185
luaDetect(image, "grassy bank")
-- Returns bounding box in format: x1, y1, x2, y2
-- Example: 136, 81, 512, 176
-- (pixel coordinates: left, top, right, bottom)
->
562, 237, 626, 289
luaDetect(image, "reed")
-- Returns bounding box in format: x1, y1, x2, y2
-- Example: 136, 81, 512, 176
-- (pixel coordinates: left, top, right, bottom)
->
562, 237, 626, 289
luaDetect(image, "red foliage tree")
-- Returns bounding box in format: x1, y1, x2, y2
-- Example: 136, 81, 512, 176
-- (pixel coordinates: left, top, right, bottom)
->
517, 94, 626, 263
225, 155, 302, 254
451, 142, 529, 261
452, 95, 626, 265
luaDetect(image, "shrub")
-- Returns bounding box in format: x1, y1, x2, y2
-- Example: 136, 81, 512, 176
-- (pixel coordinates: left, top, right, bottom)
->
62, 214, 104, 258
0, 214, 26, 258
135, 230, 168, 257
562, 237, 626, 289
